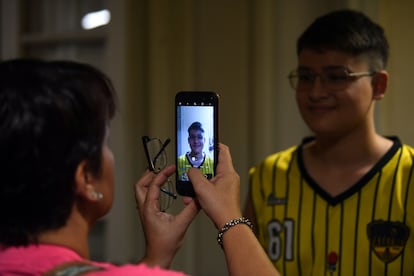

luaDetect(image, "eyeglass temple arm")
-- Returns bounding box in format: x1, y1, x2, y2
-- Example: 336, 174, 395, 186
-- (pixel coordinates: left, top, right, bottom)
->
161, 186, 177, 199
152, 138, 171, 165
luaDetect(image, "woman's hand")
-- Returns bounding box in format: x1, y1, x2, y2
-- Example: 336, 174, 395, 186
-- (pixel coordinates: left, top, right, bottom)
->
187, 144, 242, 229
135, 165, 199, 268
188, 144, 280, 276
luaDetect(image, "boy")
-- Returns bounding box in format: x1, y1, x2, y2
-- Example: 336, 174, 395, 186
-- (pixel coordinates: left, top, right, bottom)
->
244, 9, 413, 275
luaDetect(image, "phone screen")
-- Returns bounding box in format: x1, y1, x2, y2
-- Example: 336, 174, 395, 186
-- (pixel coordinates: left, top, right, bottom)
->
175, 91, 219, 197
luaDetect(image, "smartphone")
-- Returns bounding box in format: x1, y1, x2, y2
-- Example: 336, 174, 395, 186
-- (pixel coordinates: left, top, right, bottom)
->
175, 91, 220, 197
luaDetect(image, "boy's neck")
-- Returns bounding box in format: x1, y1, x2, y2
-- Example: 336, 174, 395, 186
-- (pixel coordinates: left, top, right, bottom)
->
308, 131, 392, 167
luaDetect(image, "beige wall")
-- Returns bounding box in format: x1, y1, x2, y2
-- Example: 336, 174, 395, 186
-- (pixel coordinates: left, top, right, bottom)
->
377, 1, 414, 141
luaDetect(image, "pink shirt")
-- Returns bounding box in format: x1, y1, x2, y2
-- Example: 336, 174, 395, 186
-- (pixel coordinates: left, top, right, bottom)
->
0, 244, 187, 276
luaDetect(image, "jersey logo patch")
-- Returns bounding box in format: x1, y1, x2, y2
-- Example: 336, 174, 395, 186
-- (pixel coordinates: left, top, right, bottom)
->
267, 193, 287, 206
367, 220, 410, 263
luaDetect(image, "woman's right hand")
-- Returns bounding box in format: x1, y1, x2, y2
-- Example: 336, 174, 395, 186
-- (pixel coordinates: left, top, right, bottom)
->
188, 143, 280, 276
187, 143, 242, 229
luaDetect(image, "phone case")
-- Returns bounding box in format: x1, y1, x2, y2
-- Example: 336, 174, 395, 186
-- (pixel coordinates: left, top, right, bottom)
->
175, 91, 219, 197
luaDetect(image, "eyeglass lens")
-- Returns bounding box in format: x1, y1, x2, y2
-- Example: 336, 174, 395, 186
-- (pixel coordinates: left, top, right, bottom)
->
142, 136, 176, 211
159, 179, 176, 212
289, 68, 371, 91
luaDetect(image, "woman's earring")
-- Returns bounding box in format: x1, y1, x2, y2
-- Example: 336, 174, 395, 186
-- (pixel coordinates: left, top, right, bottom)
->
95, 191, 103, 201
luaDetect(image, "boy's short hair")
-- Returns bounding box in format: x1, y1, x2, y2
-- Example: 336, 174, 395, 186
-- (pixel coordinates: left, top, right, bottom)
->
297, 9, 389, 71
188, 121, 204, 133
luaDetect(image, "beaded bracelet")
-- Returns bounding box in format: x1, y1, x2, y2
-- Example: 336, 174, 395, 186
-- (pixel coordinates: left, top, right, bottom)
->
217, 217, 253, 248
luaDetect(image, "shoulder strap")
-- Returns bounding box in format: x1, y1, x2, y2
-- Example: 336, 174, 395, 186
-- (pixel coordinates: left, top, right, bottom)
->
43, 261, 105, 276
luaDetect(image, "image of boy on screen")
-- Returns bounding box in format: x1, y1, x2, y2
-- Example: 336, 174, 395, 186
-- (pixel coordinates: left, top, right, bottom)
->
178, 122, 214, 181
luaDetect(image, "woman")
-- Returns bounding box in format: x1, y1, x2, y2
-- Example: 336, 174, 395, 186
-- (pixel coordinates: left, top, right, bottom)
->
0, 59, 278, 276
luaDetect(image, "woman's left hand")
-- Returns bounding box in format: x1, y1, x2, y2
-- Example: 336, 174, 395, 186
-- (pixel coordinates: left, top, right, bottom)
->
135, 165, 200, 269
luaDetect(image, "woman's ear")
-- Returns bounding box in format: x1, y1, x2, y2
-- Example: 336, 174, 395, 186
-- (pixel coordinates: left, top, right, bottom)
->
372, 70, 388, 100
75, 160, 103, 202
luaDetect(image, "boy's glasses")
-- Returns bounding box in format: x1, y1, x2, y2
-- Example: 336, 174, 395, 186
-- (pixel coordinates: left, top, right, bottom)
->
142, 136, 177, 212
288, 68, 375, 91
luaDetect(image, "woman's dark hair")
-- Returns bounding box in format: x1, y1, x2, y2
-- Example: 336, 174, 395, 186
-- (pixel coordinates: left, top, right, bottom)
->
0, 59, 116, 246
297, 9, 389, 71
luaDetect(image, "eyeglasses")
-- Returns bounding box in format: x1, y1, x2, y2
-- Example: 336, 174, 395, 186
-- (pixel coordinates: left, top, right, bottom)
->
189, 134, 204, 140
142, 136, 177, 212
288, 67, 375, 91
